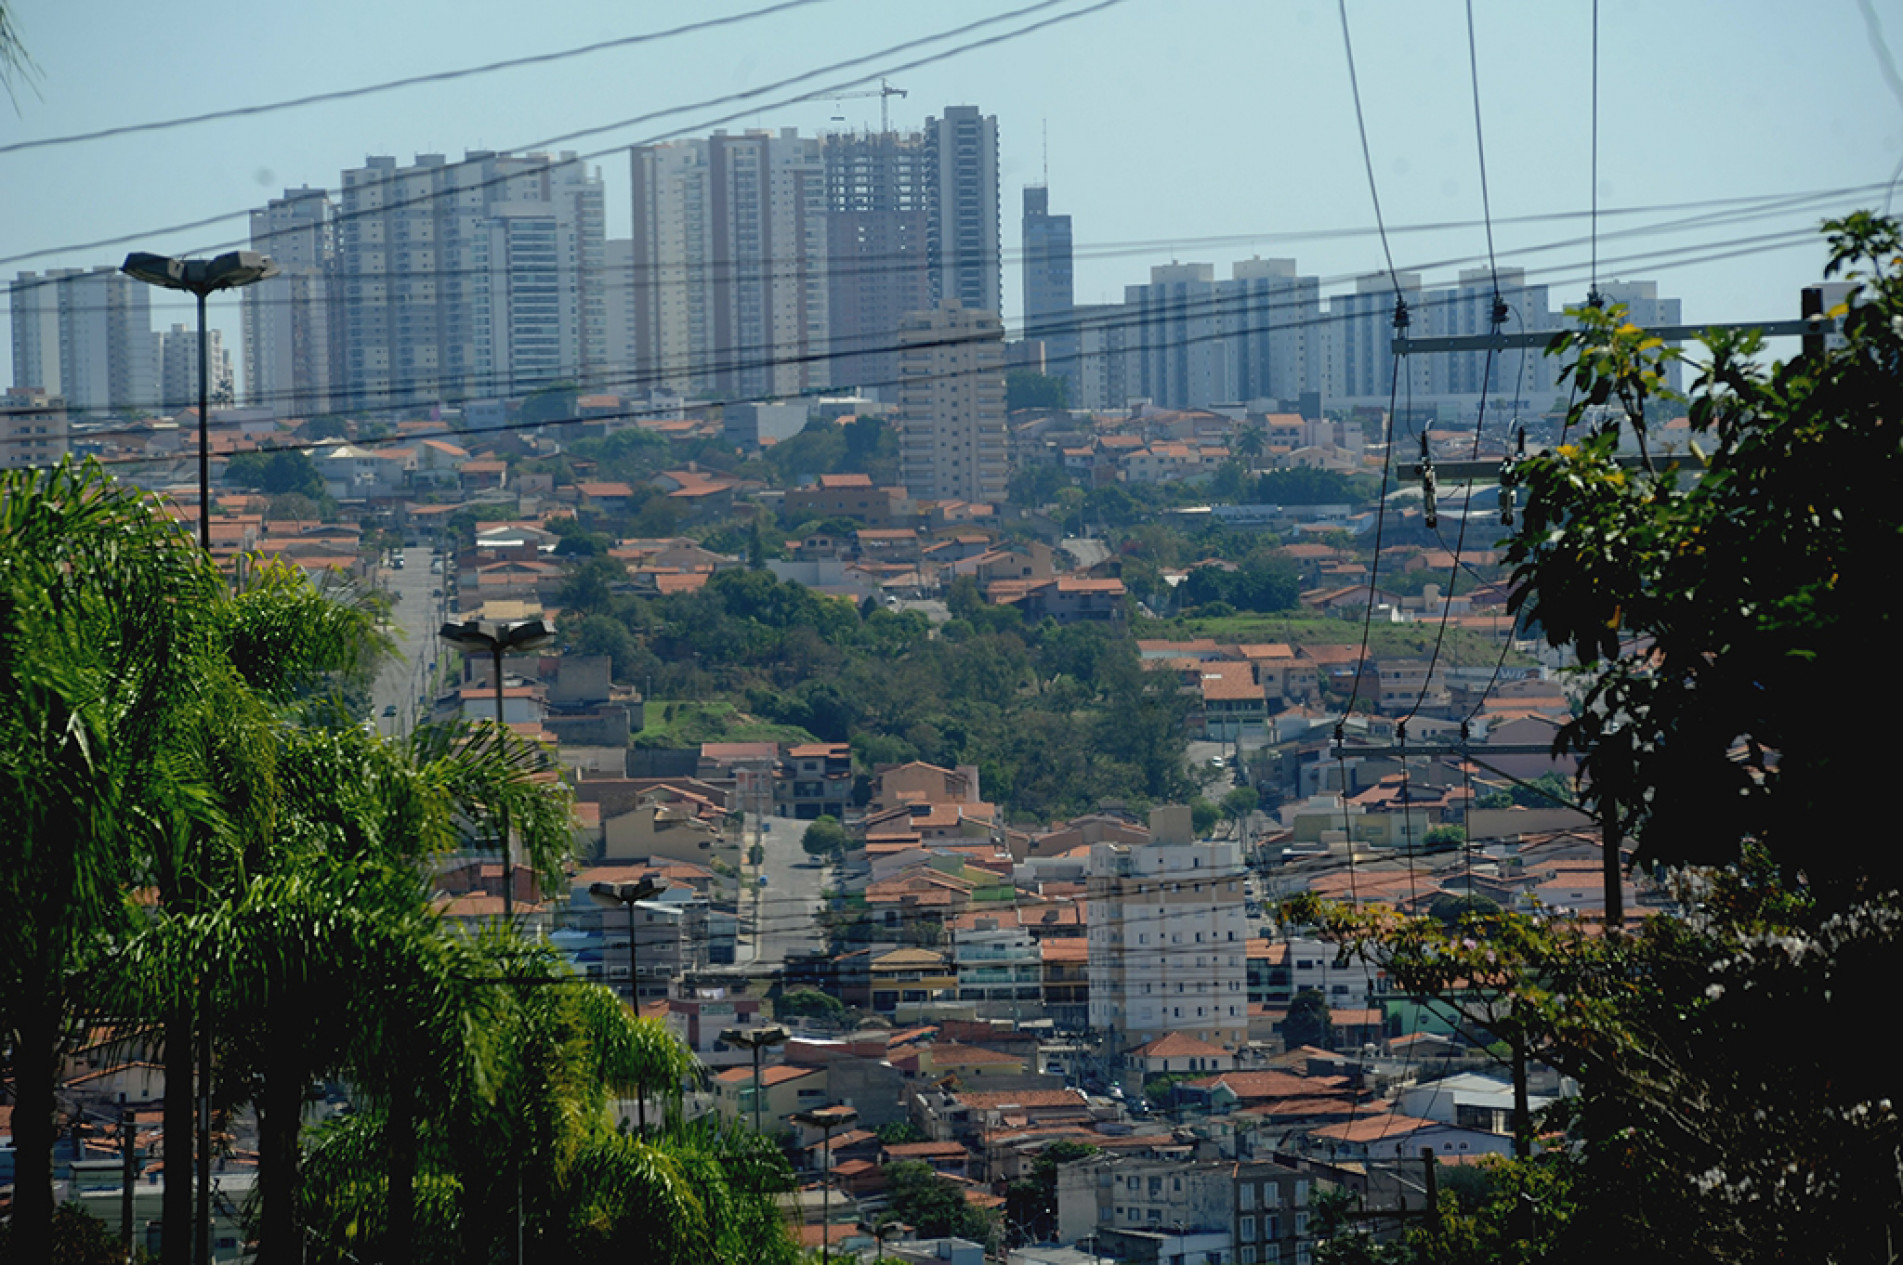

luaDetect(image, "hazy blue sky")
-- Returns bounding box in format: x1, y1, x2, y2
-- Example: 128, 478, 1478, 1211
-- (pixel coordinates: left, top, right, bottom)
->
4, 0, 1900, 395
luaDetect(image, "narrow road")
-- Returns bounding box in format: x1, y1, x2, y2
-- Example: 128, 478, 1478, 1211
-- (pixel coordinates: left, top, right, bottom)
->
370, 546, 447, 740
744, 813, 827, 967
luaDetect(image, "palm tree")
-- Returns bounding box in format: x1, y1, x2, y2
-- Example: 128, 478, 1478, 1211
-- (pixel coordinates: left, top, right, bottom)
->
1235, 422, 1267, 465
0, 460, 224, 1262
296, 950, 790, 1265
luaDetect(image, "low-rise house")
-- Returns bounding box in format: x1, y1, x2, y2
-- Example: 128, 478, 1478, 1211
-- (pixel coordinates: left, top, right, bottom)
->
1306, 1111, 1515, 1161
776, 742, 853, 820
715, 1062, 829, 1133
1056, 1155, 1319, 1265
1126, 1033, 1237, 1081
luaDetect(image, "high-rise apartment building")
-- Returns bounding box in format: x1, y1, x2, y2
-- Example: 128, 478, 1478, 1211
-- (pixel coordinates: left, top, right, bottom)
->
896, 300, 1007, 504
9, 267, 155, 416
1325, 271, 1430, 407
1226, 256, 1321, 405
630, 130, 830, 399
1021, 184, 1076, 401
1126, 263, 1228, 410
0, 387, 69, 469
1071, 302, 1135, 413
1120, 259, 1323, 411
824, 129, 930, 393
337, 151, 604, 413
243, 186, 341, 416
1421, 267, 1562, 413
156, 324, 234, 414
925, 106, 1001, 316
1087, 816, 1248, 1053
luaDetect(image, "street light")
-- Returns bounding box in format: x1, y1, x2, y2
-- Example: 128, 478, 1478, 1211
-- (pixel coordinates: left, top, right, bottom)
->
719, 1023, 789, 1137
120, 251, 278, 552
791, 1105, 858, 1265
126, 246, 281, 1265
438, 618, 556, 920
589, 876, 668, 1133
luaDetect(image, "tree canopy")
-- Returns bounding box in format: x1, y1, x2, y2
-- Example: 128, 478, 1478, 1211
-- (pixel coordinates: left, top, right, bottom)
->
1508, 212, 1903, 899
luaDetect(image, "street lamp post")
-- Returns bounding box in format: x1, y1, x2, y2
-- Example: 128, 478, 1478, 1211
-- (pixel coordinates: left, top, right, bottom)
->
123, 249, 279, 1265
719, 1024, 789, 1138
791, 1106, 858, 1265
588, 877, 668, 1132
121, 251, 278, 552
438, 618, 556, 921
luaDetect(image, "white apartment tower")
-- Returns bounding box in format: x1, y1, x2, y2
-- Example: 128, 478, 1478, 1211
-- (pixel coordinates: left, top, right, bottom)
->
157, 324, 235, 414
1423, 267, 1563, 413
1087, 816, 1248, 1053
896, 300, 1008, 505
630, 130, 831, 399
1326, 271, 1430, 407
926, 106, 1001, 316
8, 267, 155, 416
1122, 259, 1322, 411
244, 186, 340, 416
337, 151, 605, 412
0, 387, 69, 469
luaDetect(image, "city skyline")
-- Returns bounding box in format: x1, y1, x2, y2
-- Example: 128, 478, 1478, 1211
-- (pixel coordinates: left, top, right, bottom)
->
1, 1, 1896, 397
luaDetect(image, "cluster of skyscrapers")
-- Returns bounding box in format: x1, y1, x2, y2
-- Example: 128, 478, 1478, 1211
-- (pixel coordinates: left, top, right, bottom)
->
9, 95, 1682, 477
1052, 247, 1682, 419
8, 267, 234, 419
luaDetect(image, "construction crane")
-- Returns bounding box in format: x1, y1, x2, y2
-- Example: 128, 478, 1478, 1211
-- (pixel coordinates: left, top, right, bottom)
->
824, 78, 907, 134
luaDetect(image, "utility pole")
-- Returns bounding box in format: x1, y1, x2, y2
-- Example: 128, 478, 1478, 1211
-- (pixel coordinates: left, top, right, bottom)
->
121, 1107, 137, 1258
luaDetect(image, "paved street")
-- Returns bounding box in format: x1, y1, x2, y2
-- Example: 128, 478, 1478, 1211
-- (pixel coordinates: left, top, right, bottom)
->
741, 812, 829, 966
370, 546, 450, 741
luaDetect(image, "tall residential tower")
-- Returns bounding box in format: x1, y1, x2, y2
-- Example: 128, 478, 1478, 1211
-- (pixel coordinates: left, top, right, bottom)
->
630, 130, 831, 399
896, 300, 1007, 505
926, 106, 1001, 317
1021, 184, 1076, 401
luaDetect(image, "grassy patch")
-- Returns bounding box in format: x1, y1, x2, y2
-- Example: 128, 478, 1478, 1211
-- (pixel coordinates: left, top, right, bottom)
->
1140, 613, 1532, 665
631, 699, 818, 748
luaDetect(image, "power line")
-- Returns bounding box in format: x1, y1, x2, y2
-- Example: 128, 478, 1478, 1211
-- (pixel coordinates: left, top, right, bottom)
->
0, 0, 1120, 271
6, 212, 1840, 436
1336, 0, 1399, 292
0, 0, 840, 158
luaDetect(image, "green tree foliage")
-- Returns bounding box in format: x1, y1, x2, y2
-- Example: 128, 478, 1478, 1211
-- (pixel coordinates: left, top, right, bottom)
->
227, 448, 326, 499
1005, 369, 1069, 412
1253, 466, 1369, 505
0, 1203, 147, 1265
1297, 852, 1903, 1262
1507, 213, 1903, 898
775, 987, 848, 1024
567, 566, 1193, 821
1189, 797, 1220, 838
880, 1161, 996, 1244
801, 814, 850, 859
1284, 988, 1333, 1050
520, 381, 580, 426
1177, 548, 1300, 613
0, 460, 745, 1264
1220, 785, 1259, 821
